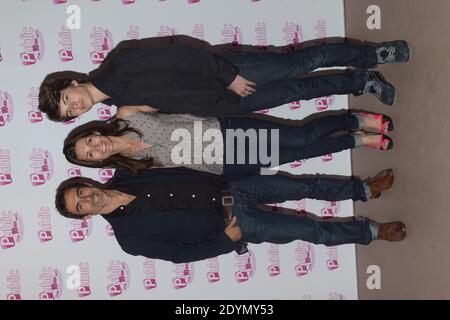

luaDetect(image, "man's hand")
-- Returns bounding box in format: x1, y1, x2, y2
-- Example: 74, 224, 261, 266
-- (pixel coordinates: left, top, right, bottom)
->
116, 105, 158, 119
227, 75, 256, 97
224, 216, 242, 242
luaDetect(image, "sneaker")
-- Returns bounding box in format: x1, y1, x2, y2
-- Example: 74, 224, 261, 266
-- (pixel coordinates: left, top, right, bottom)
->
363, 71, 396, 106
375, 40, 412, 64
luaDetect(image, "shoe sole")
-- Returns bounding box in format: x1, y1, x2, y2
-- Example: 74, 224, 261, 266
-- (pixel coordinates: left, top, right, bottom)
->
405, 41, 413, 63
384, 115, 394, 132
383, 135, 394, 150
392, 88, 398, 106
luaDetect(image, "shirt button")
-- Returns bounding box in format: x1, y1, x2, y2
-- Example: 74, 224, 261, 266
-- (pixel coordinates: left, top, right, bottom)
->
212, 198, 216, 201
192, 194, 196, 198
147, 194, 151, 197
120, 206, 124, 210
170, 193, 174, 197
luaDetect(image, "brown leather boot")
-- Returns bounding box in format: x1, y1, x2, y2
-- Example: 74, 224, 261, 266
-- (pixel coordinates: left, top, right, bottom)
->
365, 169, 394, 199
377, 221, 406, 241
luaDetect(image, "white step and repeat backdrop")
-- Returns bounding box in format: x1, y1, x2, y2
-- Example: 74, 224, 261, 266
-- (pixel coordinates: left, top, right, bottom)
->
0, 0, 357, 300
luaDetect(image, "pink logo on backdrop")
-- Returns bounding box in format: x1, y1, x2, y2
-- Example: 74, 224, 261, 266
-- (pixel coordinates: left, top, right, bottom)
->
264, 203, 281, 212
159, 0, 202, 3
127, 25, 140, 40
122, 0, 135, 4
0, 91, 14, 127
27, 87, 44, 123
0, 45, 3, 63
89, 27, 114, 64
192, 24, 204, 40
294, 241, 315, 277
315, 95, 336, 111
315, 19, 327, 44
321, 154, 333, 162
29, 148, 54, 186
206, 257, 220, 283
67, 166, 82, 178
106, 224, 115, 236
37, 206, 53, 243
222, 24, 243, 45
255, 109, 269, 115
58, 26, 74, 62
0, 210, 24, 250
96, 104, 113, 120
39, 267, 63, 300
172, 263, 195, 289
320, 200, 341, 218
62, 116, 79, 126
19, 27, 45, 65
235, 250, 256, 283
157, 25, 178, 37
326, 247, 339, 271
98, 168, 115, 182
295, 199, 306, 216
6, 270, 22, 300
77, 263, 92, 298
142, 259, 157, 290
289, 159, 306, 168
107, 260, 131, 297
254, 21, 268, 51
0, 149, 13, 186
69, 217, 93, 242
281, 22, 304, 108
267, 244, 281, 277
283, 22, 303, 46
329, 292, 345, 300
289, 101, 302, 110
53, 0, 67, 3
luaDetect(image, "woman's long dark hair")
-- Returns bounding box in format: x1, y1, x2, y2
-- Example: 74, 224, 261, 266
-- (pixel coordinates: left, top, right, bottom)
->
63, 117, 155, 175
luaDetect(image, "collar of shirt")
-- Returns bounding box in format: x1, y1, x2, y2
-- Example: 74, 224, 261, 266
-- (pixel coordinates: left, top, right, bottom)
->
89, 68, 121, 106
103, 184, 138, 217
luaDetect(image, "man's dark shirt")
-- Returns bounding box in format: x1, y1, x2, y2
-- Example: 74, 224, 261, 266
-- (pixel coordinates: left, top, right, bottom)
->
90, 35, 247, 117
102, 168, 239, 263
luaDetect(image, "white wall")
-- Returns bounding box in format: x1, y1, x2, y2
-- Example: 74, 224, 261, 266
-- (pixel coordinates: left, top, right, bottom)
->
0, 0, 355, 300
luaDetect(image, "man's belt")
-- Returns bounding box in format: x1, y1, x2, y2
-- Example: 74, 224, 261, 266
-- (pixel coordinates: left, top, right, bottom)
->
221, 189, 248, 255
221, 190, 234, 225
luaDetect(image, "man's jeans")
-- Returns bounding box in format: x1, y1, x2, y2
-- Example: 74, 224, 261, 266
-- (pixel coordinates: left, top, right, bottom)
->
221, 114, 359, 176
225, 43, 377, 113
228, 174, 373, 246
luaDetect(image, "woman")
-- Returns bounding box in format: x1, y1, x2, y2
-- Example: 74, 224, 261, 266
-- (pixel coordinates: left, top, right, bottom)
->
63, 108, 393, 176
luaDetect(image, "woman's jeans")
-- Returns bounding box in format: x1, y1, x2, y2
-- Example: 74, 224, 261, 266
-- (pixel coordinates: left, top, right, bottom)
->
221, 114, 359, 176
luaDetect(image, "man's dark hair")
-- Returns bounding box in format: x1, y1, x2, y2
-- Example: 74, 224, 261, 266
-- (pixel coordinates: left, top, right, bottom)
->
38, 71, 89, 122
55, 177, 106, 220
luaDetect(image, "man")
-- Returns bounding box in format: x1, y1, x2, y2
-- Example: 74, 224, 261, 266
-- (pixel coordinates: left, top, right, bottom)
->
55, 168, 405, 263
39, 35, 411, 122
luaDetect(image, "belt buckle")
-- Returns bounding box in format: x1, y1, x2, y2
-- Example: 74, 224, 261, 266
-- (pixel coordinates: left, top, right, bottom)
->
222, 195, 234, 206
